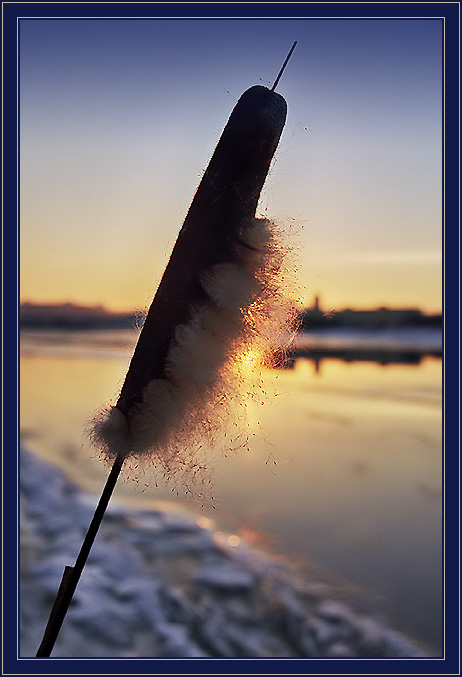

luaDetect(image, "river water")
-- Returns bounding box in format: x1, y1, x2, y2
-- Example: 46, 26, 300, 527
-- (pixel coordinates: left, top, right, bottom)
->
19, 327, 442, 654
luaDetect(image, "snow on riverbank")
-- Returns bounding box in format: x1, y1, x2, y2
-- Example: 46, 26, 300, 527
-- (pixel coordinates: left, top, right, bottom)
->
19, 447, 429, 658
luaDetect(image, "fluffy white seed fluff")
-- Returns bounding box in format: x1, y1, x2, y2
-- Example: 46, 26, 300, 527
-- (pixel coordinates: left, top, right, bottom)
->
201, 263, 263, 312
91, 217, 301, 495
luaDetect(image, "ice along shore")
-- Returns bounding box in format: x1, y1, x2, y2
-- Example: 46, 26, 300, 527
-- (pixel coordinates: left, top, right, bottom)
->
19, 447, 431, 659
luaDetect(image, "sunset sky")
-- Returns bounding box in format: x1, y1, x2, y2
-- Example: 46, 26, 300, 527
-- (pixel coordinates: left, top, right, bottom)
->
19, 17, 443, 314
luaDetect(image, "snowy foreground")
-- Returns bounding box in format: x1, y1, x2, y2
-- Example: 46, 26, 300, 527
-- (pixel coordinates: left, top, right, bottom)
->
20, 447, 429, 659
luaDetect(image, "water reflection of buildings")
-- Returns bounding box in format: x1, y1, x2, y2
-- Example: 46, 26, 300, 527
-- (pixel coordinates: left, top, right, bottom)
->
277, 297, 443, 372
279, 348, 441, 373
20, 300, 443, 372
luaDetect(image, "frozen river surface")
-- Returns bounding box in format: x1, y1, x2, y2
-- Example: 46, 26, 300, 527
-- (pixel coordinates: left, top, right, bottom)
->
19, 328, 442, 654
20, 447, 430, 658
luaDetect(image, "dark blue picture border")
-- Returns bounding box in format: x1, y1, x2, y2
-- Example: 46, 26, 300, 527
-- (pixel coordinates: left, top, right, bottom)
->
3, 2, 460, 676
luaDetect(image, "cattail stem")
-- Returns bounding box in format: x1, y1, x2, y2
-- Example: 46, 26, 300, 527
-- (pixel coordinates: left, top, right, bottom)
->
36, 453, 125, 657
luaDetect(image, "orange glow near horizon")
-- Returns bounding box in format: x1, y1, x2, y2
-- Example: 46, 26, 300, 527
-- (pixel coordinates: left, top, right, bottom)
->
18, 293, 443, 317
19, 231, 443, 315
19, 20, 443, 319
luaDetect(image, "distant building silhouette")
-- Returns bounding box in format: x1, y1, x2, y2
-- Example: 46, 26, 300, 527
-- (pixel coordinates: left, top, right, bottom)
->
20, 299, 442, 331
300, 297, 441, 330
20, 302, 137, 330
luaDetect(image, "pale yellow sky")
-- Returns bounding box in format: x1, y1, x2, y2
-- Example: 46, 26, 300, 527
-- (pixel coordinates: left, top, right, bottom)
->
20, 19, 443, 314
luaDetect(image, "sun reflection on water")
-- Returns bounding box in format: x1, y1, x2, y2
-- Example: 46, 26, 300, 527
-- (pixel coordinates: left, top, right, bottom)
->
19, 330, 442, 652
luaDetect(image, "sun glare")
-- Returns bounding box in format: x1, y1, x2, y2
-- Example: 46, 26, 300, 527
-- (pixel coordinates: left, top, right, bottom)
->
241, 350, 259, 367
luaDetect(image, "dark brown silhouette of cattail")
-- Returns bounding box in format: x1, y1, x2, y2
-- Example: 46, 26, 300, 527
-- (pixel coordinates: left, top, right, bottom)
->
36, 43, 299, 658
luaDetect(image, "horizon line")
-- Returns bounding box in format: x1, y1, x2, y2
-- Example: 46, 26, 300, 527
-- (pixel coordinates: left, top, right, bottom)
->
19, 299, 443, 317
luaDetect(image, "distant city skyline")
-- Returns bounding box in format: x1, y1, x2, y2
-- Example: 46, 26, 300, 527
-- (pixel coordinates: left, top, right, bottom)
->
20, 18, 442, 314
20, 297, 442, 322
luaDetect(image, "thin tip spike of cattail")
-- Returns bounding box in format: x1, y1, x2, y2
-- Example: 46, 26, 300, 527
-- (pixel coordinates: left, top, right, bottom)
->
271, 41, 297, 92
36, 50, 301, 658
